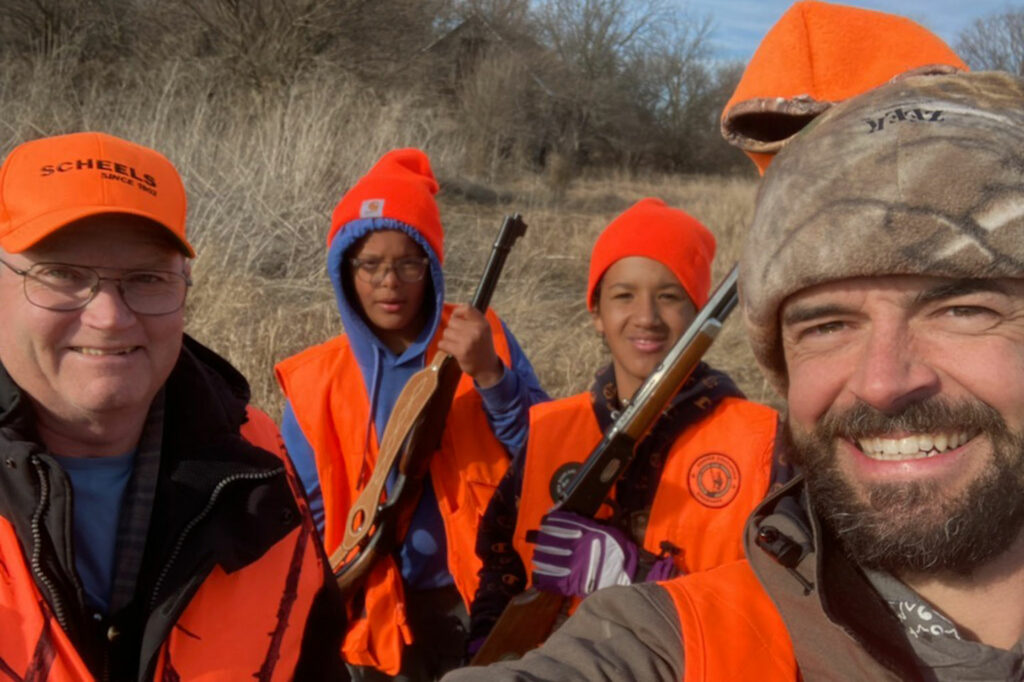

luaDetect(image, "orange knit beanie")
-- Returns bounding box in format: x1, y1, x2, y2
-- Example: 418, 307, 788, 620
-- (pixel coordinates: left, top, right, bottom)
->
328, 148, 444, 262
587, 198, 715, 311
722, 0, 967, 174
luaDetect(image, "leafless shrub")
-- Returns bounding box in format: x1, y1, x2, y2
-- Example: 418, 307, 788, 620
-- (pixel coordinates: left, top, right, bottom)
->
438, 0, 534, 29
520, 0, 743, 174
0, 0, 750, 177
149, 0, 443, 89
956, 8, 1024, 75
453, 47, 550, 178
544, 149, 576, 198
0, 0, 125, 60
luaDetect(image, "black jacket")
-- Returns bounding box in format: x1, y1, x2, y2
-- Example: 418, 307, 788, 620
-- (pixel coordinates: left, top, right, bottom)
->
0, 335, 347, 681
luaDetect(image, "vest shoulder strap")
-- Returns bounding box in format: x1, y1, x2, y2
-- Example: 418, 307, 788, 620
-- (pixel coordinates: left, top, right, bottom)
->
661, 560, 798, 681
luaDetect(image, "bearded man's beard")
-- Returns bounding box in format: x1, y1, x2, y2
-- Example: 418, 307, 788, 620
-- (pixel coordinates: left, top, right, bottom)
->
785, 398, 1024, 575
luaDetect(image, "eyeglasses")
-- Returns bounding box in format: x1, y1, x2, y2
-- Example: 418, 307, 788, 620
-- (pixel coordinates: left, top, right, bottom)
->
0, 259, 192, 315
350, 257, 429, 285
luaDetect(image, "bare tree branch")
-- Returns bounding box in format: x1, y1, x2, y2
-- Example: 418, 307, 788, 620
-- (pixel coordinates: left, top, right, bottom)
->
956, 9, 1024, 75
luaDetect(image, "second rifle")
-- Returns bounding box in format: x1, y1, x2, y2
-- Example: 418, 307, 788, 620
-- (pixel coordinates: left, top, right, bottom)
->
471, 264, 740, 665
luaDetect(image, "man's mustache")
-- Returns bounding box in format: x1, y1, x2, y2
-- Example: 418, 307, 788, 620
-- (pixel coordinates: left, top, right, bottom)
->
811, 398, 1006, 443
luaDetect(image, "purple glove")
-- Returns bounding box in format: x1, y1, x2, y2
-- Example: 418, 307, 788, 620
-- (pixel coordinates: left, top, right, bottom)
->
466, 636, 486, 659
644, 555, 680, 582
530, 511, 638, 598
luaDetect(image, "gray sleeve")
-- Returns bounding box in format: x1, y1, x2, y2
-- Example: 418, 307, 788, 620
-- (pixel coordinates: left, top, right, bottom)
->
444, 583, 684, 682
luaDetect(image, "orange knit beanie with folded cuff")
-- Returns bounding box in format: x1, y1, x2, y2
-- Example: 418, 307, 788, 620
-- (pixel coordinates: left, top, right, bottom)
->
722, 0, 967, 175
587, 198, 715, 311
328, 148, 444, 263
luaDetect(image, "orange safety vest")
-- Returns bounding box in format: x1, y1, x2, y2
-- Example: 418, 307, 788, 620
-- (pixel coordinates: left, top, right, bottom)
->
0, 407, 329, 682
275, 304, 514, 674
513, 394, 777, 576
660, 560, 798, 681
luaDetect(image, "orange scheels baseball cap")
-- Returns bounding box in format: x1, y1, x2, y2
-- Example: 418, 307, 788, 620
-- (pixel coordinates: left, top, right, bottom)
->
0, 132, 193, 256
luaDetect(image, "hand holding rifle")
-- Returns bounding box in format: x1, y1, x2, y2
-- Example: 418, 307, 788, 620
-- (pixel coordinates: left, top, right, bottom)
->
439, 304, 505, 389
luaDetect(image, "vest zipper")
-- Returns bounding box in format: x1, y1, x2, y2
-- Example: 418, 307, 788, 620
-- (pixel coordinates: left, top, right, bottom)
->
149, 467, 285, 610
29, 455, 69, 632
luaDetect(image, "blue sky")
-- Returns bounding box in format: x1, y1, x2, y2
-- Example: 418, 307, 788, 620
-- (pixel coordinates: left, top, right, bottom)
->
678, 0, 1011, 60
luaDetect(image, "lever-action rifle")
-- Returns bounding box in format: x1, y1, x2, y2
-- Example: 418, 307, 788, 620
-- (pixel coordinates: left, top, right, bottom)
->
331, 214, 528, 595
471, 264, 739, 665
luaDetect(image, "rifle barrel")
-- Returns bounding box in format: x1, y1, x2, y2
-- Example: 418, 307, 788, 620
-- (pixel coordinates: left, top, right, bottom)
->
471, 214, 527, 311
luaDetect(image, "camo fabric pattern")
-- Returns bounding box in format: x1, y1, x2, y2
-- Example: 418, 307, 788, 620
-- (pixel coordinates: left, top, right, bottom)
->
740, 71, 1024, 392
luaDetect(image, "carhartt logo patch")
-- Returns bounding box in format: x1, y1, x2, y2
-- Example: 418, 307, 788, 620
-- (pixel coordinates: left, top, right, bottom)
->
549, 462, 582, 504
688, 453, 740, 508
360, 199, 385, 218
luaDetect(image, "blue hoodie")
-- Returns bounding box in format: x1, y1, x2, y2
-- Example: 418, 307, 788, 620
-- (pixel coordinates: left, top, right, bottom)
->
282, 217, 547, 591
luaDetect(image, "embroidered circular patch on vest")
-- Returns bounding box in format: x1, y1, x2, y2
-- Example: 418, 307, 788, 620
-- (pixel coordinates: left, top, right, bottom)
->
688, 453, 740, 508
549, 462, 582, 503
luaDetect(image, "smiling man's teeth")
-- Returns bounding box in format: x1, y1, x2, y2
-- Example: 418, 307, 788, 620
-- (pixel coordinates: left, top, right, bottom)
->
76, 347, 134, 356
856, 432, 969, 460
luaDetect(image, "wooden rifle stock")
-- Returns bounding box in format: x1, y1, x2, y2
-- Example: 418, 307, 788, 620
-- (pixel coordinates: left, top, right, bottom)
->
471, 265, 739, 665
332, 214, 528, 595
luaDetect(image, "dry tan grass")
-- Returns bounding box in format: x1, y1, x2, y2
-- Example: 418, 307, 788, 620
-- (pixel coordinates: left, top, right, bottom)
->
0, 58, 779, 421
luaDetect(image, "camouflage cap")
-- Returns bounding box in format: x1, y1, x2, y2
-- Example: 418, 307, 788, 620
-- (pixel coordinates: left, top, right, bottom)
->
741, 71, 1024, 393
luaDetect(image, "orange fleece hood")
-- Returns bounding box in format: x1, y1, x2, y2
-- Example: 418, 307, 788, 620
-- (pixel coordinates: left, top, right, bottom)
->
722, 0, 967, 174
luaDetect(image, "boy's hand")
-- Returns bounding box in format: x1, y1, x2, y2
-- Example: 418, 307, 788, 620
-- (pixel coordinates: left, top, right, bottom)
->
438, 304, 504, 388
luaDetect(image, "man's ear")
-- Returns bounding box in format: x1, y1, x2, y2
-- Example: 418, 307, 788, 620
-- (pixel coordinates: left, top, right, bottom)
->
182, 259, 192, 278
